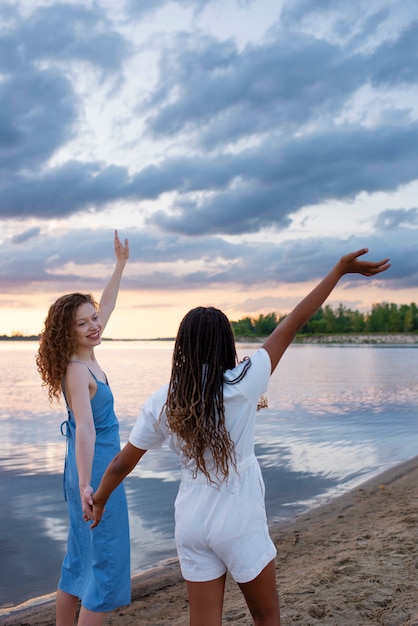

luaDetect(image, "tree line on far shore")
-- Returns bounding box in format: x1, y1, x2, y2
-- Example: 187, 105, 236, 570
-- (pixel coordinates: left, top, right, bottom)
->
2, 302, 418, 341
230, 302, 418, 338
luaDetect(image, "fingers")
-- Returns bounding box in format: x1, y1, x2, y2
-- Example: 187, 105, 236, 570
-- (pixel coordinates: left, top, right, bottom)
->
90, 515, 102, 529
89, 504, 104, 529
114, 229, 129, 257
360, 259, 391, 276
365, 258, 390, 270
349, 248, 369, 260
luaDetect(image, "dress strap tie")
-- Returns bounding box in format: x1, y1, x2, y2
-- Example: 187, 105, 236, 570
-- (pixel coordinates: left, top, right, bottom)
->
60, 417, 71, 502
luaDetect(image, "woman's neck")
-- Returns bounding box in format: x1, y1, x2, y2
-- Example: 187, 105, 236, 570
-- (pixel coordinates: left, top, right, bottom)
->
71, 347, 96, 363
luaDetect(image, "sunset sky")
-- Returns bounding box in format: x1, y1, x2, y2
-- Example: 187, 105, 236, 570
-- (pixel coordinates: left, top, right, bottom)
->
1, 0, 417, 339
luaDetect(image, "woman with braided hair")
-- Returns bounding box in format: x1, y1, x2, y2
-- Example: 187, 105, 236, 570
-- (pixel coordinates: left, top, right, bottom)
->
89, 248, 390, 626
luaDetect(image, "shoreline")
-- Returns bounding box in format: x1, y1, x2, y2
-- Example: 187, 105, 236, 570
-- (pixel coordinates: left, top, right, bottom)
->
1, 333, 418, 344
293, 333, 418, 344
3, 455, 418, 625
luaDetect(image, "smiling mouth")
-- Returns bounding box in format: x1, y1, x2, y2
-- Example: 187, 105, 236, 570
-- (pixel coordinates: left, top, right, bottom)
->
88, 331, 101, 340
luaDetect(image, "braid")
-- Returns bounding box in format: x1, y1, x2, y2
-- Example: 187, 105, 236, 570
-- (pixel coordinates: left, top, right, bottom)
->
165, 307, 238, 483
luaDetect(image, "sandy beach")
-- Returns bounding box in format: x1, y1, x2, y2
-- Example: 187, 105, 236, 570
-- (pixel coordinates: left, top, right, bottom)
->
2, 456, 418, 626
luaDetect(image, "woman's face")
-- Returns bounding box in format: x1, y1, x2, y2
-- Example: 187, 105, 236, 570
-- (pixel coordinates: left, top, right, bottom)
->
73, 302, 103, 349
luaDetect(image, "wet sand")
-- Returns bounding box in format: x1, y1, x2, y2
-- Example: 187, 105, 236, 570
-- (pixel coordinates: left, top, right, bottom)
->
2, 456, 418, 625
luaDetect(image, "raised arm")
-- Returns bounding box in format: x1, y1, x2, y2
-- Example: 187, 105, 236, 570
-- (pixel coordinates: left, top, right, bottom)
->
99, 230, 129, 331
263, 248, 390, 374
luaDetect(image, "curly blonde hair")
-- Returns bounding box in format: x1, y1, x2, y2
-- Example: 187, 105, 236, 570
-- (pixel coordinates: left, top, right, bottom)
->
165, 307, 247, 483
36, 293, 98, 404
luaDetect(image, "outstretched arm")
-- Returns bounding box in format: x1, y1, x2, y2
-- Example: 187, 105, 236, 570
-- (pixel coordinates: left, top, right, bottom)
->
263, 248, 390, 374
89, 442, 146, 528
99, 230, 129, 331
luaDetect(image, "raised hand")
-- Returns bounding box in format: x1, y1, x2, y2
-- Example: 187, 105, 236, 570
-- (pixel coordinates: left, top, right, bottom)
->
339, 248, 390, 277
114, 229, 129, 264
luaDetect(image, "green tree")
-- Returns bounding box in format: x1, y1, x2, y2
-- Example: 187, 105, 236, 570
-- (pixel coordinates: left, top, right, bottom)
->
253, 313, 279, 336
231, 316, 254, 336
231, 302, 418, 337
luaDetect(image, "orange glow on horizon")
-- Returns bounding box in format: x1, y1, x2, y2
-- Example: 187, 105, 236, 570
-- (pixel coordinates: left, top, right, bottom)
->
0, 282, 415, 340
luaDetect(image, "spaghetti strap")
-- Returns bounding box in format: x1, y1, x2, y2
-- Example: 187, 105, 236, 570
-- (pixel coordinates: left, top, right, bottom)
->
68, 360, 98, 382
67, 360, 108, 384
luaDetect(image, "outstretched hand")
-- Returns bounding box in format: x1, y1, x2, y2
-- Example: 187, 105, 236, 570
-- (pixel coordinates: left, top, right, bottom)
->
114, 229, 129, 263
339, 248, 390, 277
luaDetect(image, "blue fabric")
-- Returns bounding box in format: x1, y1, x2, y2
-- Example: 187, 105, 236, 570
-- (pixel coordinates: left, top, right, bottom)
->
59, 372, 131, 612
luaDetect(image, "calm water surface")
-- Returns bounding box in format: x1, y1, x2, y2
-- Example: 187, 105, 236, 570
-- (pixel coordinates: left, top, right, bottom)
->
1, 340, 417, 608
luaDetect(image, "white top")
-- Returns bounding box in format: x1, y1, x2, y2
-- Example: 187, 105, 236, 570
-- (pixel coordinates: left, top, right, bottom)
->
129, 348, 271, 479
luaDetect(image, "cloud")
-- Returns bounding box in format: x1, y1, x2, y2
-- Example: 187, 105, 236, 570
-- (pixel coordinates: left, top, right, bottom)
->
1, 0, 418, 311
143, 17, 418, 147
3, 120, 418, 231
0, 68, 76, 172
11, 227, 41, 244
0, 226, 416, 292
126, 0, 213, 19
1, 1, 417, 236
0, 162, 132, 218
3, 3, 130, 73
0, 2, 131, 193
148, 123, 418, 235
374, 208, 418, 230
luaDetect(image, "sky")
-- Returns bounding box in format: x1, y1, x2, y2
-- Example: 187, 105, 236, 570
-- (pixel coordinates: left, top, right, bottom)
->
1, 0, 417, 339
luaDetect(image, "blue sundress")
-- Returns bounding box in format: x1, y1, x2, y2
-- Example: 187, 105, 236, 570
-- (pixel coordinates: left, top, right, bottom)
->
59, 367, 131, 612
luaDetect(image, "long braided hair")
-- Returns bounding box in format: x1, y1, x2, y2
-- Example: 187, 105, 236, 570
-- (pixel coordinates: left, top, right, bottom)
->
164, 306, 245, 483
36, 293, 98, 404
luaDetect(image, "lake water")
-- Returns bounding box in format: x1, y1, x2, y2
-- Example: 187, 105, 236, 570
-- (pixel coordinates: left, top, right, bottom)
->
1, 340, 417, 609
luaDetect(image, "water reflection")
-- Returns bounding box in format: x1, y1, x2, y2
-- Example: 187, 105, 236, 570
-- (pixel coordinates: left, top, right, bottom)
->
1, 341, 418, 608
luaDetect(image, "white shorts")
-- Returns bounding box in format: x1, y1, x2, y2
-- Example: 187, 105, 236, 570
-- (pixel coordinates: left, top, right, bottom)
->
174, 455, 277, 583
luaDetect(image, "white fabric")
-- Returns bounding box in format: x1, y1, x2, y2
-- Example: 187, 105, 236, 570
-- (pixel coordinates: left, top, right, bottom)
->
128, 347, 277, 582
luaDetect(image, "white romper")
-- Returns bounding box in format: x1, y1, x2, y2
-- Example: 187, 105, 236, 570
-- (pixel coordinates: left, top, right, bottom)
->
129, 348, 277, 583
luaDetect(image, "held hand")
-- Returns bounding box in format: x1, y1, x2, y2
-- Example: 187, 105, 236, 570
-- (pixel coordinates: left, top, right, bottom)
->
339, 248, 390, 277
90, 496, 105, 529
114, 229, 129, 264
81, 486, 94, 522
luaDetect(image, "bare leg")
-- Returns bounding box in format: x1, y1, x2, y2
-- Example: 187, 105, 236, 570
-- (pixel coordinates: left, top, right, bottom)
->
185, 573, 226, 626
56, 589, 79, 626
77, 606, 105, 626
238, 560, 280, 626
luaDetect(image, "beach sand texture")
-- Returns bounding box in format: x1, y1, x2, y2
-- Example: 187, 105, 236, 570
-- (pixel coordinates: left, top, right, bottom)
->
2, 456, 418, 626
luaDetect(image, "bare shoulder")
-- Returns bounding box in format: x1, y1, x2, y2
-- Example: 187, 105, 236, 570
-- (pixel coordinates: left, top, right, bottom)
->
65, 361, 93, 388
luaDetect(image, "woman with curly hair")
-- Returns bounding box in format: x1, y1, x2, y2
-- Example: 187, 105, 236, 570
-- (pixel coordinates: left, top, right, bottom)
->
89, 248, 390, 626
36, 230, 130, 626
